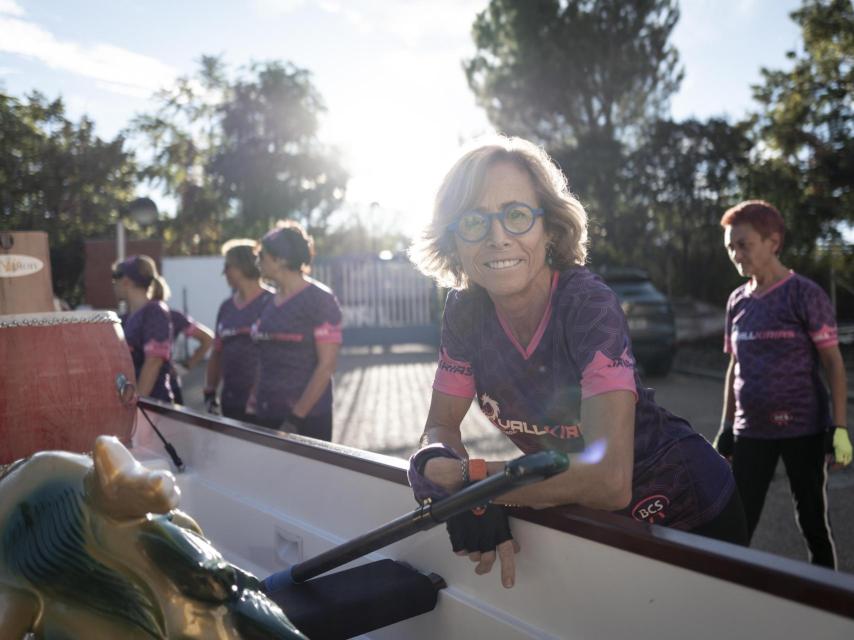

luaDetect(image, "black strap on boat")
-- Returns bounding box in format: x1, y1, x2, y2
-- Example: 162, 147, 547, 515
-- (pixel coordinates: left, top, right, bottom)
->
283, 449, 568, 585
137, 404, 185, 472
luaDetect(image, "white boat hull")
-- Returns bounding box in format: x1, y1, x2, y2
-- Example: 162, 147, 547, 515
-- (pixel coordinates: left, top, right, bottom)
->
133, 401, 854, 640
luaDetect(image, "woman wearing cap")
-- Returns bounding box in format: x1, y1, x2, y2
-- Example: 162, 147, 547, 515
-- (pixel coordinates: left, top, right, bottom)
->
407, 136, 745, 589
112, 255, 175, 402
252, 221, 343, 441
204, 239, 274, 422
713, 200, 852, 568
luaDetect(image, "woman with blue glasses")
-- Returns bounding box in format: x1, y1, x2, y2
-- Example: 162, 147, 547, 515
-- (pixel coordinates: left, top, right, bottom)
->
407, 136, 746, 590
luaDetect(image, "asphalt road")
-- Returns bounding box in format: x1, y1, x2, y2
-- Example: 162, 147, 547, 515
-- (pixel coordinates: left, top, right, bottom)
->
180, 347, 854, 574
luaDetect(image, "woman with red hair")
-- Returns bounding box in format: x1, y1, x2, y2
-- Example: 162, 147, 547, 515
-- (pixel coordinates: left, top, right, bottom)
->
714, 199, 852, 568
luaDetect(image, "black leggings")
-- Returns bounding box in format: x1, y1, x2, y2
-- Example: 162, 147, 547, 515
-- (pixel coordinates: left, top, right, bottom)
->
690, 488, 749, 546
733, 432, 836, 569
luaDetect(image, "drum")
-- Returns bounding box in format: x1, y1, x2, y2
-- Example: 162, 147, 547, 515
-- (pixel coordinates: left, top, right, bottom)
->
0, 310, 137, 463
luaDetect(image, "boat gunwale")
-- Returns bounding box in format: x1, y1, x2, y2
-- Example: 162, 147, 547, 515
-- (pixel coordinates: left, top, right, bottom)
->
139, 398, 854, 622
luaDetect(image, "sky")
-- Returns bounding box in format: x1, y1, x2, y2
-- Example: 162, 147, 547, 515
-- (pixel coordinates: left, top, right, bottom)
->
0, 0, 804, 238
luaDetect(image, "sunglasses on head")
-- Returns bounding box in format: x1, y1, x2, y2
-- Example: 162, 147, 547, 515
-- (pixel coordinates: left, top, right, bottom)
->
111, 270, 124, 280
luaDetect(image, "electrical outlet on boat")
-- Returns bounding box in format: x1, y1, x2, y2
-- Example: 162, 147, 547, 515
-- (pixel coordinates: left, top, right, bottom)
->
275, 527, 304, 567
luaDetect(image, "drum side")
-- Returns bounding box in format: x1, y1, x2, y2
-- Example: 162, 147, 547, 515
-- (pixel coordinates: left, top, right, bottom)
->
0, 319, 137, 463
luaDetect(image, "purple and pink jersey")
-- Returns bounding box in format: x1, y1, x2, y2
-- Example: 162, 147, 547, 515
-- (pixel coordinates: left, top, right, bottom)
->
725, 272, 836, 439
435, 268, 734, 530
121, 300, 174, 403
170, 309, 205, 339
214, 288, 273, 412
252, 280, 343, 420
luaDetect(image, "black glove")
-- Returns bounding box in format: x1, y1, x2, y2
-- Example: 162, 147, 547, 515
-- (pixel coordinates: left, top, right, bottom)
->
447, 503, 513, 554
714, 421, 734, 458
203, 389, 220, 415
280, 413, 306, 434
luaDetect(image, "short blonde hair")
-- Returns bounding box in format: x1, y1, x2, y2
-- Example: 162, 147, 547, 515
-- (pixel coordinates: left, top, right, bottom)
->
221, 238, 261, 279
409, 135, 588, 289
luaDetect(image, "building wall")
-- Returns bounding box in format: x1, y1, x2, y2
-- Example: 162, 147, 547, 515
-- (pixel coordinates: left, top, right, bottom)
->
161, 256, 231, 330
84, 239, 162, 309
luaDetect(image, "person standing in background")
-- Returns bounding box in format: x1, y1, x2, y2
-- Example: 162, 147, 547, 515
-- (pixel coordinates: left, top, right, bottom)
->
205, 239, 273, 422
112, 255, 174, 402
714, 200, 852, 569
167, 308, 214, 405
252, 221, 343, 441
143, 268, 214, 405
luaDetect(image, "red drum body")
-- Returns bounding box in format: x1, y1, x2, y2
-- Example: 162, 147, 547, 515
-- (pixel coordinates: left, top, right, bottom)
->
0, 311, 137, 463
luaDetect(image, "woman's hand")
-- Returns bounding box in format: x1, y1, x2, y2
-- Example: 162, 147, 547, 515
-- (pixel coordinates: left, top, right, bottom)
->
424, 457, 465, 494
447, 504, 520, 588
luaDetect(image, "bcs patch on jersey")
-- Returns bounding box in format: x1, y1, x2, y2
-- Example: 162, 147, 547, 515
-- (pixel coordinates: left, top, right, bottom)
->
631, 494, 670, 524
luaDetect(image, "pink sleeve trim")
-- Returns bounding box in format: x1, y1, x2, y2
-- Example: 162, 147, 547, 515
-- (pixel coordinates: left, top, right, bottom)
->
184, 322, 201, 338
724, 335, 732, 353
811, 324, 839, 349
214, 337, 223, 352
433, 348, 475, 399
314, 322, 343, 343
144, 339, 171, 360
581, 348, 638, 401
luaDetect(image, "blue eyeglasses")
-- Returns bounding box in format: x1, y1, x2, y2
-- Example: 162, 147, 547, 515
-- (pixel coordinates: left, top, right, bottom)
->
447, 202, 544, 243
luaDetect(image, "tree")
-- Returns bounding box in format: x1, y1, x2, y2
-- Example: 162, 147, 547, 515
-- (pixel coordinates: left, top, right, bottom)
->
749, 0, 854, 250
625, 118, 751, 301
465, 0, 683, 252
0, 91, 137, 303
212, 61, 348, 240
132, 56, 228, 255
133, 57, 347, 252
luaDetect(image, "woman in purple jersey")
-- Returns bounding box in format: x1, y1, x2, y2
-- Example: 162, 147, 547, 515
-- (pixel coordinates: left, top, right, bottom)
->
713, 200, 852, 569
204, 239, 273, 423
407, 136, 746, 589
251, 221, 343, 441
112, 255, 174, 402
145, 273, 214, 406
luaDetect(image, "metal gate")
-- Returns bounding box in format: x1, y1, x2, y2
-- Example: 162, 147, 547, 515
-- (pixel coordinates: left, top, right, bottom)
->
312, 255, 441, 347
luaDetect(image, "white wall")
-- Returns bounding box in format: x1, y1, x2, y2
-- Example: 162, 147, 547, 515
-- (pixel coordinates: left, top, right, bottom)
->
162, 256, 231, 333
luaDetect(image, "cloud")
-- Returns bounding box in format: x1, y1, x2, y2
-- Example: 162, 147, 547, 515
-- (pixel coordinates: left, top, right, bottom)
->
373, 0, 485, 47
0, 0, 24, 17
317, 0, 485, 47
250, 0, 307, 16
248, 0, 486, 47
0, 15, 177, 96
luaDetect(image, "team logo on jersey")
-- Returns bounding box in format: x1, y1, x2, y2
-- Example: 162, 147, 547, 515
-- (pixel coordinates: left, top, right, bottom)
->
771, 411, 792, 426
480, 393, 500, 419
733, 329, 796, 342
608, 355, 634, 369
477, 394, 582, 441
439, 349, 474, 376
631, 494, 670, 523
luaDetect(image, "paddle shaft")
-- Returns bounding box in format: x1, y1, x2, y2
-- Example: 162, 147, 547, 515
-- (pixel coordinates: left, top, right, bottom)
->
289, 450, 567, 583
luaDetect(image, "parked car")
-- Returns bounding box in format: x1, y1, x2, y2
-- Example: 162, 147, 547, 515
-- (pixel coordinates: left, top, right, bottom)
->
597, 267, 676, 376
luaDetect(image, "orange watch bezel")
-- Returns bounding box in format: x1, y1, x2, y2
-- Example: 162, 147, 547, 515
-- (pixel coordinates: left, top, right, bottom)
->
468, 458, 487, 482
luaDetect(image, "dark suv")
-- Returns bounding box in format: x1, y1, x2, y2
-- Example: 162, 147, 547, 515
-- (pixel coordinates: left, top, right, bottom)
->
597, 267, 676, 376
